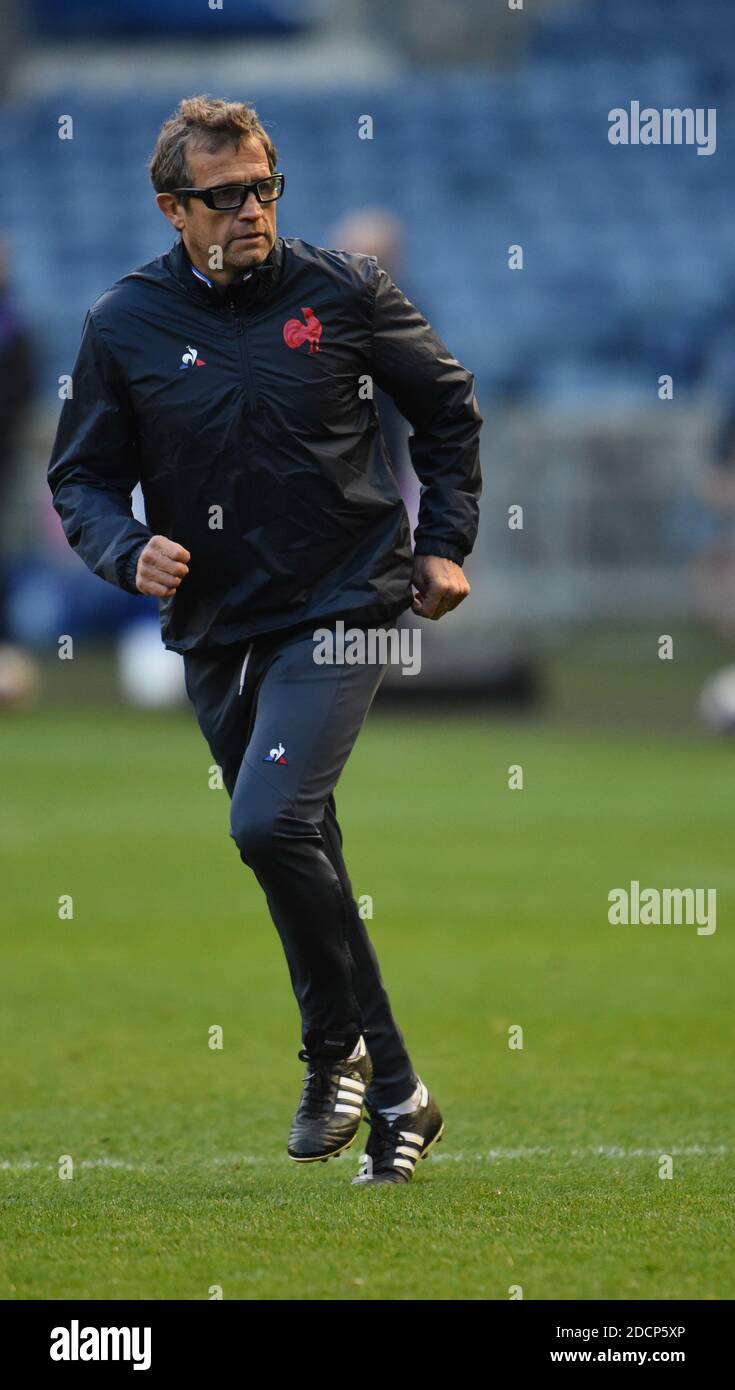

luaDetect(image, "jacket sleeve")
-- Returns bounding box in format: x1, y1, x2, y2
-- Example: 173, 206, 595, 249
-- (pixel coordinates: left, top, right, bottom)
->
47, 310, 153, 593
369, 265, 483, 566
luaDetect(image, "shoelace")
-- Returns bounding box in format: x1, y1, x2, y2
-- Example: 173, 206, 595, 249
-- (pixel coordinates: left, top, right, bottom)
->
363, 1109, 403, 1166
297, 1049, 335, 1116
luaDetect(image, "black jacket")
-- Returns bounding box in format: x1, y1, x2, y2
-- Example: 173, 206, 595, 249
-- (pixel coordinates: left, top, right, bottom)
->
48, 234, 483, 652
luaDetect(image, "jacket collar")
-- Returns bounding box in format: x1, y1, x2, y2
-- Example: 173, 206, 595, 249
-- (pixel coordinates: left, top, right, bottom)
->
167, 234, 285, 307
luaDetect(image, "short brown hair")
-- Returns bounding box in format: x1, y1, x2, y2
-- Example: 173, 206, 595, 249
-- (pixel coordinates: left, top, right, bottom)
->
148, 95, 277, 198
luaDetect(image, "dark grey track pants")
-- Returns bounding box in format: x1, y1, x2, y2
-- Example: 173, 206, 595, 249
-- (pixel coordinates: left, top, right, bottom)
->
183, 622, 417, 1109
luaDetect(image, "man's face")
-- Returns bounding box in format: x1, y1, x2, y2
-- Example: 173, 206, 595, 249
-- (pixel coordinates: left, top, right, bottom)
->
157, 138, 278, 284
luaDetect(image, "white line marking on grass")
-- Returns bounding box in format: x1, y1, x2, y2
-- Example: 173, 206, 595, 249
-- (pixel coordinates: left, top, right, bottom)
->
429, 1144, 730, 1162
0, 1144, 729, 1175
0, 1156, 268, 1173
0, 1158, 148, 1172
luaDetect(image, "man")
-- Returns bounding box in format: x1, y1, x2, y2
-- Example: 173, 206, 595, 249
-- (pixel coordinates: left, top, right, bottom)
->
48, 97, 483, 1186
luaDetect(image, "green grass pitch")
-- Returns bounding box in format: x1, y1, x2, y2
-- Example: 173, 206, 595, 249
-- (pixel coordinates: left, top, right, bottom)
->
1, 702, 733, 1300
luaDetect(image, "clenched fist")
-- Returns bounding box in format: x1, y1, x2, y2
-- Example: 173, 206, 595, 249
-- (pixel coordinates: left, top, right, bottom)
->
411, 554, 470, 620
135, 536, 191, 599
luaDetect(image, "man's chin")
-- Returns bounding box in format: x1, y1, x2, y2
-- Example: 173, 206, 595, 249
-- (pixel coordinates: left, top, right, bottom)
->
228, 237, 271, 268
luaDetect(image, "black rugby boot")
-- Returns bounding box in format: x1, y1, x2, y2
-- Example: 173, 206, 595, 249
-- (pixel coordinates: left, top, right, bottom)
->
351, 1080, 443, 1184
288, 1032, 372, 1162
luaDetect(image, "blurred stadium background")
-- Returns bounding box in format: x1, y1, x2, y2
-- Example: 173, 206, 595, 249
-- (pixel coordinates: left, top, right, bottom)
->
2, 0, 734, 1303
1, 0, 734, 716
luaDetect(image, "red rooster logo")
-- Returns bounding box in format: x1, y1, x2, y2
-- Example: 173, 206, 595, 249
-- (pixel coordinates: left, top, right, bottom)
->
283, 307, 322, 354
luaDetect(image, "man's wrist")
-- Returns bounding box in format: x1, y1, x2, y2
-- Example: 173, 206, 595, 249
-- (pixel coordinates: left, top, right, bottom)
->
118, 541, 148, 594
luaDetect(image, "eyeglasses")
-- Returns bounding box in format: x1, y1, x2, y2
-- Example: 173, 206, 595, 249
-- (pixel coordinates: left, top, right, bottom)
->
170, 173, 285, 210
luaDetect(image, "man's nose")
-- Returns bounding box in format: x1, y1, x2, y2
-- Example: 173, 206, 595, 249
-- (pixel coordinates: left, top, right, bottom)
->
236, 192, 261, 220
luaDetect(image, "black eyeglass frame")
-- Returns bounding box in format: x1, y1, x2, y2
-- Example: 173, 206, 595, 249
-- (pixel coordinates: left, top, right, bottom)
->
169, 173, 286, 210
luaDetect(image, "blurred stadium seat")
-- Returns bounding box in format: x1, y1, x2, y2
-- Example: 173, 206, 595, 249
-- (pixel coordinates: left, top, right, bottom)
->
2, 0, 732, 409
28, 0, 322, 38
1, 0, 733, 658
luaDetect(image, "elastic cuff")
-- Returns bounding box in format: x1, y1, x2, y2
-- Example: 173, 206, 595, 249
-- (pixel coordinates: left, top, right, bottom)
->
118, 543, 146, 594
413, 539, 466, 566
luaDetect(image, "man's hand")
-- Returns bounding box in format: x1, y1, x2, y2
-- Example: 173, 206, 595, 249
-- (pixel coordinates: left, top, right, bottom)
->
135, 536, 191, 598
411, 554, 470, 620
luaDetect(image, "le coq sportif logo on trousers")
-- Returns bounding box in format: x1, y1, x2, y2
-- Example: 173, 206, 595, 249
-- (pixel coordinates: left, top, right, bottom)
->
50, 1320, 151, 1370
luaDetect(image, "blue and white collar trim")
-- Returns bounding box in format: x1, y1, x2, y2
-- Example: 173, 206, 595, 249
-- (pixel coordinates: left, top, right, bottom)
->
190, 262, 253, 288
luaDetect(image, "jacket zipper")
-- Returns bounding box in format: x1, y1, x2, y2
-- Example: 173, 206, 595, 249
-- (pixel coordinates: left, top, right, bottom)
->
228, 300, 258, 413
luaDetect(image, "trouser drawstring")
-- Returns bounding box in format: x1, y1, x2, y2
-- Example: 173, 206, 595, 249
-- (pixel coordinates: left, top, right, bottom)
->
238, 641, 254, 696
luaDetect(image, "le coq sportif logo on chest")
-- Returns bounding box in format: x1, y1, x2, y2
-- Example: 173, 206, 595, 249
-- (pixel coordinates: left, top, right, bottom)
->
179, 344, 206, 369
176, 307, 324, 374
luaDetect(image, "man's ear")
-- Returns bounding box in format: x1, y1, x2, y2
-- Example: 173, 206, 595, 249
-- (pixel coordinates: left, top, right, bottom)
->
156, 191, 186, 231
